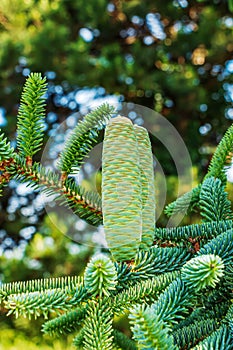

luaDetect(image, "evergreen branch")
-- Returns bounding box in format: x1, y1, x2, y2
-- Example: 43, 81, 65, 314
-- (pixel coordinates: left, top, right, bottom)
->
151, 279, 193, 325
84, 254, 118, 298
82, 300, 114, 350
114, 262, 132, 289
0, 134, 15, 195
4, 282, 87, 320
16, 73, 47, 159
174, 301, 228, 331
4, 290, 73, 319
73, 329, 85, 348
191, 326, 233, 349
205, 123, 233, 185
62, 178, 102, 225
201, 282, 231, 308
164, 185, 201, 217
132, 247, 192, 278
0, 130, 14, 160
198, 229, 233, 264
173, 318, 219, 349
200, 177, 233, 222
114, 247, 190, 290
58, 103, 115, 175
129, 304, 178, 350
134, 125, 155, 250
112, 271, 179, 315
181, 254, 224, 291
42, 307, 86, 336
102, 116, 142, 261
113, 330, 137, 350
0, 276, 83, 301
166, 122, 233, 218
223, 263, 233, 290
9, 157, 102, 225
154, 220, 233, 243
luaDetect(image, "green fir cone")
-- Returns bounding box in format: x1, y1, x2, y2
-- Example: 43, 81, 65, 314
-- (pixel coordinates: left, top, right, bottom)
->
84, 254, 118, 298
181, 254, 224, 291
134, 125, 155, 249
102, 116, 142, 261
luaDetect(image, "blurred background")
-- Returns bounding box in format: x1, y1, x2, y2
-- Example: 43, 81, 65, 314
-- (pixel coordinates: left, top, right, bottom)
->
0, 0, 232, 348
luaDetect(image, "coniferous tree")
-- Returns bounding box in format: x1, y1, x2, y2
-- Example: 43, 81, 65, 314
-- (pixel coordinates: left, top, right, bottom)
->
1, 73, 233, 349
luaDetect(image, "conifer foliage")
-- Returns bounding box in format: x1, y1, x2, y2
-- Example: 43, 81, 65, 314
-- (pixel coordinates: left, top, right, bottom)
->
1, 73, 233, 348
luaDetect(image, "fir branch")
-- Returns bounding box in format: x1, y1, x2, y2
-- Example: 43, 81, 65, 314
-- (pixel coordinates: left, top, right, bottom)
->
181, 254, 224, 291
9, 157, 103, 225
61, 177, 102, 225
82, 300, 114, 350
173, 318, 219, 349
42, 307, 86, 336
223, 263, 233, 291
154, 220, 233, 243
205, 123, 233, 185
132, 247, 192, 278
4, 290, 73, 319
0, 130, 14, 161
113, 271, 179, 315
16, 73, 47, 159
114, 262, 132, 289
0, 276, 83, 301
73, 329, 85, 348
58, 103, 115, 175
0, 133, 15, 195
151, 279, 193, 325
84, 254, 118, 298
200, 177, 233, 222
191, 326, 233, 349
129, 304, 178, 350
113, 329, 136, 350
166, 122, 233, 218
164, 185, 201, 217
198, 229, 233, 264
114, 247, 190, 290
4, 283, 87, 320
134, 125, 155, 250
174, 301, 228, 331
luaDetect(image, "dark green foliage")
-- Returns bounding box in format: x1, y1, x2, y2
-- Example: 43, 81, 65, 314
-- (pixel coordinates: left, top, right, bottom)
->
173, 319, 219, 349
16, 73, 47, 158
192, 326, 233, 350
113, 330, 137, 350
